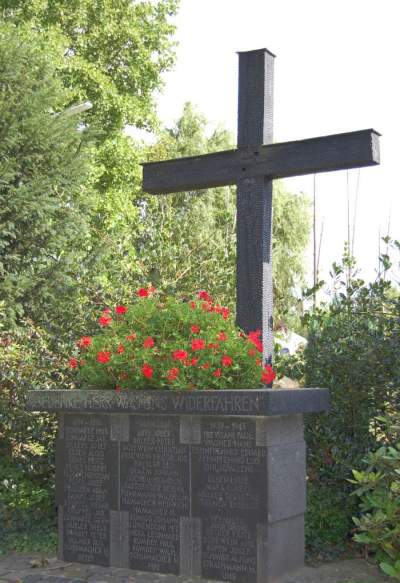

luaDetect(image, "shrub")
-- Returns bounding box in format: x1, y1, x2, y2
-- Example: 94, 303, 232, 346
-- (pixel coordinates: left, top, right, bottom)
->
350, 413, 400, 579
70, 288, 276, 390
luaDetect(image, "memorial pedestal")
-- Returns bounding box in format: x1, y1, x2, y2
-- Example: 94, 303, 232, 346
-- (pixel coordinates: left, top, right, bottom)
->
27, 388, 329, 583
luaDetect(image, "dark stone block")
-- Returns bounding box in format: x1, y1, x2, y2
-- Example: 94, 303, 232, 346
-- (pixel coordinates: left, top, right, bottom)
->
57, 414, 117, 566
52, 410, 309, 581
27, 388, 330, 416
120, 415, 190, 574
192, 417, 268, 583
266, 441, 306, 523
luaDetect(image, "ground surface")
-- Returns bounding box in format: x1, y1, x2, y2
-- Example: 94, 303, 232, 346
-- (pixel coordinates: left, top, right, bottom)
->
0, 553, 391, 583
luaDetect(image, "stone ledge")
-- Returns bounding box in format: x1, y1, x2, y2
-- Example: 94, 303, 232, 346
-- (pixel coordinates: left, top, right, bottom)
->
27, 388, 329, 417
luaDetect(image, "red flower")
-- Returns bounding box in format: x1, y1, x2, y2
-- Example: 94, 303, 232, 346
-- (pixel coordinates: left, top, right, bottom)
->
192, 338, 206, 351
208, 342, 220, 349
102, 307, 111, 314
137, 286, 156, 298
77, 336, 92, 348
198, 290, 213, 302
221, 355, 233, 367
191, 325, 200, 334
248, 348, 257, 357
217, 332, 228, 341
172, 349, 188, 361
213, 368, 222, 377
69, 357, 78, 369
221, 307, 230, 320
201, 301, 213, 312
261, 364, 276, 384
98, 315, 112, 327
248, 330, 263, 352
200, 362, 210, 369
143, 336, 155, 348
184, 358, 198, 367
97, 351, 111, 364
126, 332, 136, 341
167, 367, 179, 381
189, 301, 197, 310
142, 363, 153, 379
115, 305, 127, 315
117, 344, 125, 354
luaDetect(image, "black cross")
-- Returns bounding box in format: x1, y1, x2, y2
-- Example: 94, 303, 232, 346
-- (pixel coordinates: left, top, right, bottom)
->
142, 48, 380, 368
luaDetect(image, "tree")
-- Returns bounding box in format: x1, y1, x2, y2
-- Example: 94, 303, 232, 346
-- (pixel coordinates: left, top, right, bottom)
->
139, 103, 311, 326
0, 22, 93, 329
1, 0, 179, 133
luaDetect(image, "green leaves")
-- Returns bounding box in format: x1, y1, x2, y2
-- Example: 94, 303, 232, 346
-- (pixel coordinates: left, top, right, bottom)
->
72, 291, 269, 391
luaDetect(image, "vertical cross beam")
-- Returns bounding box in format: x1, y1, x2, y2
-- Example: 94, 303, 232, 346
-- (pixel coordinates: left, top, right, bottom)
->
236, 49, 275, 365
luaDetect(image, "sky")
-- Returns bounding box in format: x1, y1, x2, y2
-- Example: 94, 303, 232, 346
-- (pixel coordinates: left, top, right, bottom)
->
152, 0, 400, 290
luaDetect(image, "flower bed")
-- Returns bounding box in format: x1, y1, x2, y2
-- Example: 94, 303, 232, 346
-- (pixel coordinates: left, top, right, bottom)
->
69, 287, 276, 391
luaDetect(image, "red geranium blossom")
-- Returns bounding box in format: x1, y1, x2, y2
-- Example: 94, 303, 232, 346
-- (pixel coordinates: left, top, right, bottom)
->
126, 332, 136, 341
248, 329, 263, 352
143, 336, 155, 348
115, 305, 127, 315
167, 367, 179, 381
213, 368, 222, 377
198, 290, 212, 302
217, 332, 228, 341
69, 357, 78, 369
192, 338, 206, 351
137, 286, 156, 298
261, 364, 276, 384
221, 355, 233, 367
184, 358, 198, 367
142, 363, 153, 379
98, 315, 112, 327
97, 351, 111, 364
200, 362, 210, 369
221, 307, 230, 320
117, 344, 125, 354
77, 336, 92, 348
190, 301, 197, 310
172, 349, 188, 361
191, 325, 200, 334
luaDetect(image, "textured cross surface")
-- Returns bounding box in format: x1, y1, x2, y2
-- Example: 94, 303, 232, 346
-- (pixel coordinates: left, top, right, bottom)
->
142, 48, 380, 368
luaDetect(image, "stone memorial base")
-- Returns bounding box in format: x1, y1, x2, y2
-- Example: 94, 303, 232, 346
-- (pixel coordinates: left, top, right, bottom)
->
27, 389, 329, 583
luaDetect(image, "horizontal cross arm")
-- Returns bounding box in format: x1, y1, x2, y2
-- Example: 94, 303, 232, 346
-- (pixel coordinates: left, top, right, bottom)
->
142, 129, 380, 194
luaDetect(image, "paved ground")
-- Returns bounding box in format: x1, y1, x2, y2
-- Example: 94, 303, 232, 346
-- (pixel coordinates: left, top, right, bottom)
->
0, 553, 390, 583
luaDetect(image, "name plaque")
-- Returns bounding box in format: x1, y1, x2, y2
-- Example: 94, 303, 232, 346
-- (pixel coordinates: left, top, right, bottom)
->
192, 418, 267, 582
120, 415, 190, 573
58, 414, 117, 566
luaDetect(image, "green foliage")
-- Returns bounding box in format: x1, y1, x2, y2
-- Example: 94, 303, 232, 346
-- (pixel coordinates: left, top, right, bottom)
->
305, 481, 357, 556
1, 0, 179, 133
277, 246, 400, 555
350, 413, 400, 579
0, 457, 57, 553
72, 290, 273, 390
0, 21, 94, 330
